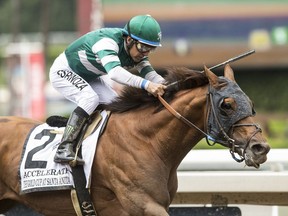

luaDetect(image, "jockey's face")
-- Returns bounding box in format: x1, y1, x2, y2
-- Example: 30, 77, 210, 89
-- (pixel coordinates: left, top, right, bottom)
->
126, 36, 155, 62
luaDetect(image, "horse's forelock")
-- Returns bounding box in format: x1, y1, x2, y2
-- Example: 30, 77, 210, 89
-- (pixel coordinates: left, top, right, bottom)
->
165, 67, 196, 83
103, 87, 157, 113
165, 67, 208, 91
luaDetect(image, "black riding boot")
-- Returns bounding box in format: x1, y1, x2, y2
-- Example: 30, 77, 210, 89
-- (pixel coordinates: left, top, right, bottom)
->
54, 106, 89, 165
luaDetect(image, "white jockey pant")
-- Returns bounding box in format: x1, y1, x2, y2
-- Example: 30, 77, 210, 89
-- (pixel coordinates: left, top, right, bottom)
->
49, 53, 119, 115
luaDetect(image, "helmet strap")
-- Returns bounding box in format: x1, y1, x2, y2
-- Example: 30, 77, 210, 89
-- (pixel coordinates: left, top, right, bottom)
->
126, 36, 135, 49
125, 20, 134, 51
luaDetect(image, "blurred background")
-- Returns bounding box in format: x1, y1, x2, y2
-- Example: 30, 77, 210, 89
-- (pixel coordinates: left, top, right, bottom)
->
1, 1, 288, 216
0, 0, 287, 150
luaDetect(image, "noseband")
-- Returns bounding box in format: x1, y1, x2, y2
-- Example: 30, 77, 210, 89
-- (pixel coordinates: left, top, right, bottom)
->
158, 82, 263, 163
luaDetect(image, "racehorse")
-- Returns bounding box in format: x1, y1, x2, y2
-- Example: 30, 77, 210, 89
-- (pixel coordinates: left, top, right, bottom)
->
0, 65, 270, 216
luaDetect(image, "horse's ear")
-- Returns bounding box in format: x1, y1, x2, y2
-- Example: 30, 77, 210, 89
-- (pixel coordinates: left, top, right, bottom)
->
224, 64, 235, 82
204, 65, 218, 87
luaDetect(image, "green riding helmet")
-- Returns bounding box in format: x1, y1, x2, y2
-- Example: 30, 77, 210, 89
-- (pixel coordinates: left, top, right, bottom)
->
123, 14, 162, 47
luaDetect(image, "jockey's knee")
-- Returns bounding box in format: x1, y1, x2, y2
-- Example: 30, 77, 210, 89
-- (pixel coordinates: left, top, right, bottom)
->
78, 94, 99, 115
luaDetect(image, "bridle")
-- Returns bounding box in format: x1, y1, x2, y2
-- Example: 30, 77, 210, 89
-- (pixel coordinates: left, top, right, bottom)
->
205, 89, 262, 162
158, 84, 263, 163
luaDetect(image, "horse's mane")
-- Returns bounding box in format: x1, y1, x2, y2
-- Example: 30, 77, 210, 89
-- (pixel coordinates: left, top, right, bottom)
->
102, 67, 209, 113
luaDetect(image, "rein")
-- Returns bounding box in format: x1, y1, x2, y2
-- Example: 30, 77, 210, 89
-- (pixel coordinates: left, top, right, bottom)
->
158, 95, 210, 138
158, 87, 262, 163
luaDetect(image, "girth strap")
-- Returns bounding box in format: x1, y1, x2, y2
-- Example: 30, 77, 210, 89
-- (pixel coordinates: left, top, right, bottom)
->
70, 112, 103, 216
71, 164, 97, 216
71, 133, 97, 216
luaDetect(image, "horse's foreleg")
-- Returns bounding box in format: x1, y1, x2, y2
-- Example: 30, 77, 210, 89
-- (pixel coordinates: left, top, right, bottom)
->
0, 179, 13, 213
0, 199, 17, 214
0, 181, 18, 213
144, 202, 169, 216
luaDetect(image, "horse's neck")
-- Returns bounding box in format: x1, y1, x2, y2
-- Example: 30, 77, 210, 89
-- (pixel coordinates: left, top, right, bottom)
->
141, 89, 207, 168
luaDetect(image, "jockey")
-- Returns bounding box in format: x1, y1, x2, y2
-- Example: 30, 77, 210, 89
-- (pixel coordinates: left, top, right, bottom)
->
49, 14, 166, 165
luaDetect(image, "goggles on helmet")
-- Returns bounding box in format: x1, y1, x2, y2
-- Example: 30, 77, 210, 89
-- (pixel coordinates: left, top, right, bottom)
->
135, 41, 156, 54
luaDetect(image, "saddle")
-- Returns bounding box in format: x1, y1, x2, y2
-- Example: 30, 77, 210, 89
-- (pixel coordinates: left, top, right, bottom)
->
47, 110, 108, 138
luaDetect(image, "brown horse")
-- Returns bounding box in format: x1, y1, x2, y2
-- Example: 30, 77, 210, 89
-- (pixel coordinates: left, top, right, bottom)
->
0, 65, 270, 216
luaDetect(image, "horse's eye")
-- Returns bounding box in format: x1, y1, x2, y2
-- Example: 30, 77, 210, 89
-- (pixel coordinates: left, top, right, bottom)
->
221, 101, 232, 110
219, 98, 235, 116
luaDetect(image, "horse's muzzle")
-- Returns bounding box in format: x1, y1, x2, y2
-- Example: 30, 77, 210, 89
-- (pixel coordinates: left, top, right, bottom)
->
245, 142, 270, 168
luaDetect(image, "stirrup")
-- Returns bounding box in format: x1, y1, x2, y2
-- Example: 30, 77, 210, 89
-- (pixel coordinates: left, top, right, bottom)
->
54, 146, 85, 166
69, 156, 84, 167
54, 155, 85, 166
69, 141, 85, 167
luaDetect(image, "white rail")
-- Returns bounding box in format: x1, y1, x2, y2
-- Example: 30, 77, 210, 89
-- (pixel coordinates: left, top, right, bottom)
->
173, 149, 288, 206
177, 148, 288, 171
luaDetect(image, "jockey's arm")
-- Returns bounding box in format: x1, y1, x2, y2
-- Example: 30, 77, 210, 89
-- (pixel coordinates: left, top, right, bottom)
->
108, 66, 166, 97
144, 70, 165, 84
94, 38, 166, 96
136, 60, 165, 84
108, 66, 150, 90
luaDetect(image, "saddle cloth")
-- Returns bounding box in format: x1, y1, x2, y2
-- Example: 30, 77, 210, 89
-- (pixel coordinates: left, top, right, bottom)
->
19, 110, 109, 194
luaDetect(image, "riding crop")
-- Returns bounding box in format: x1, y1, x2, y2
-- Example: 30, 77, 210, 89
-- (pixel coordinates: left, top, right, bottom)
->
166, 49, 255, 88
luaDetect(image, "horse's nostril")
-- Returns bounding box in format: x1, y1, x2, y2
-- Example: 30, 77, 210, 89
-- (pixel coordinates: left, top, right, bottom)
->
251, 143, 270, 155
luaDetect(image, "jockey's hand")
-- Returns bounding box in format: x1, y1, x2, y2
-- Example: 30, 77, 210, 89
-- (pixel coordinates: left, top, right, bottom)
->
147, 82, 166, 97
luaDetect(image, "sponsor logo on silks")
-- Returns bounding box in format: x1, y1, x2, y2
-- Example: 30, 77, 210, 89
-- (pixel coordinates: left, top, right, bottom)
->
65, 125, 74, 135
57, 70, 88, 91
